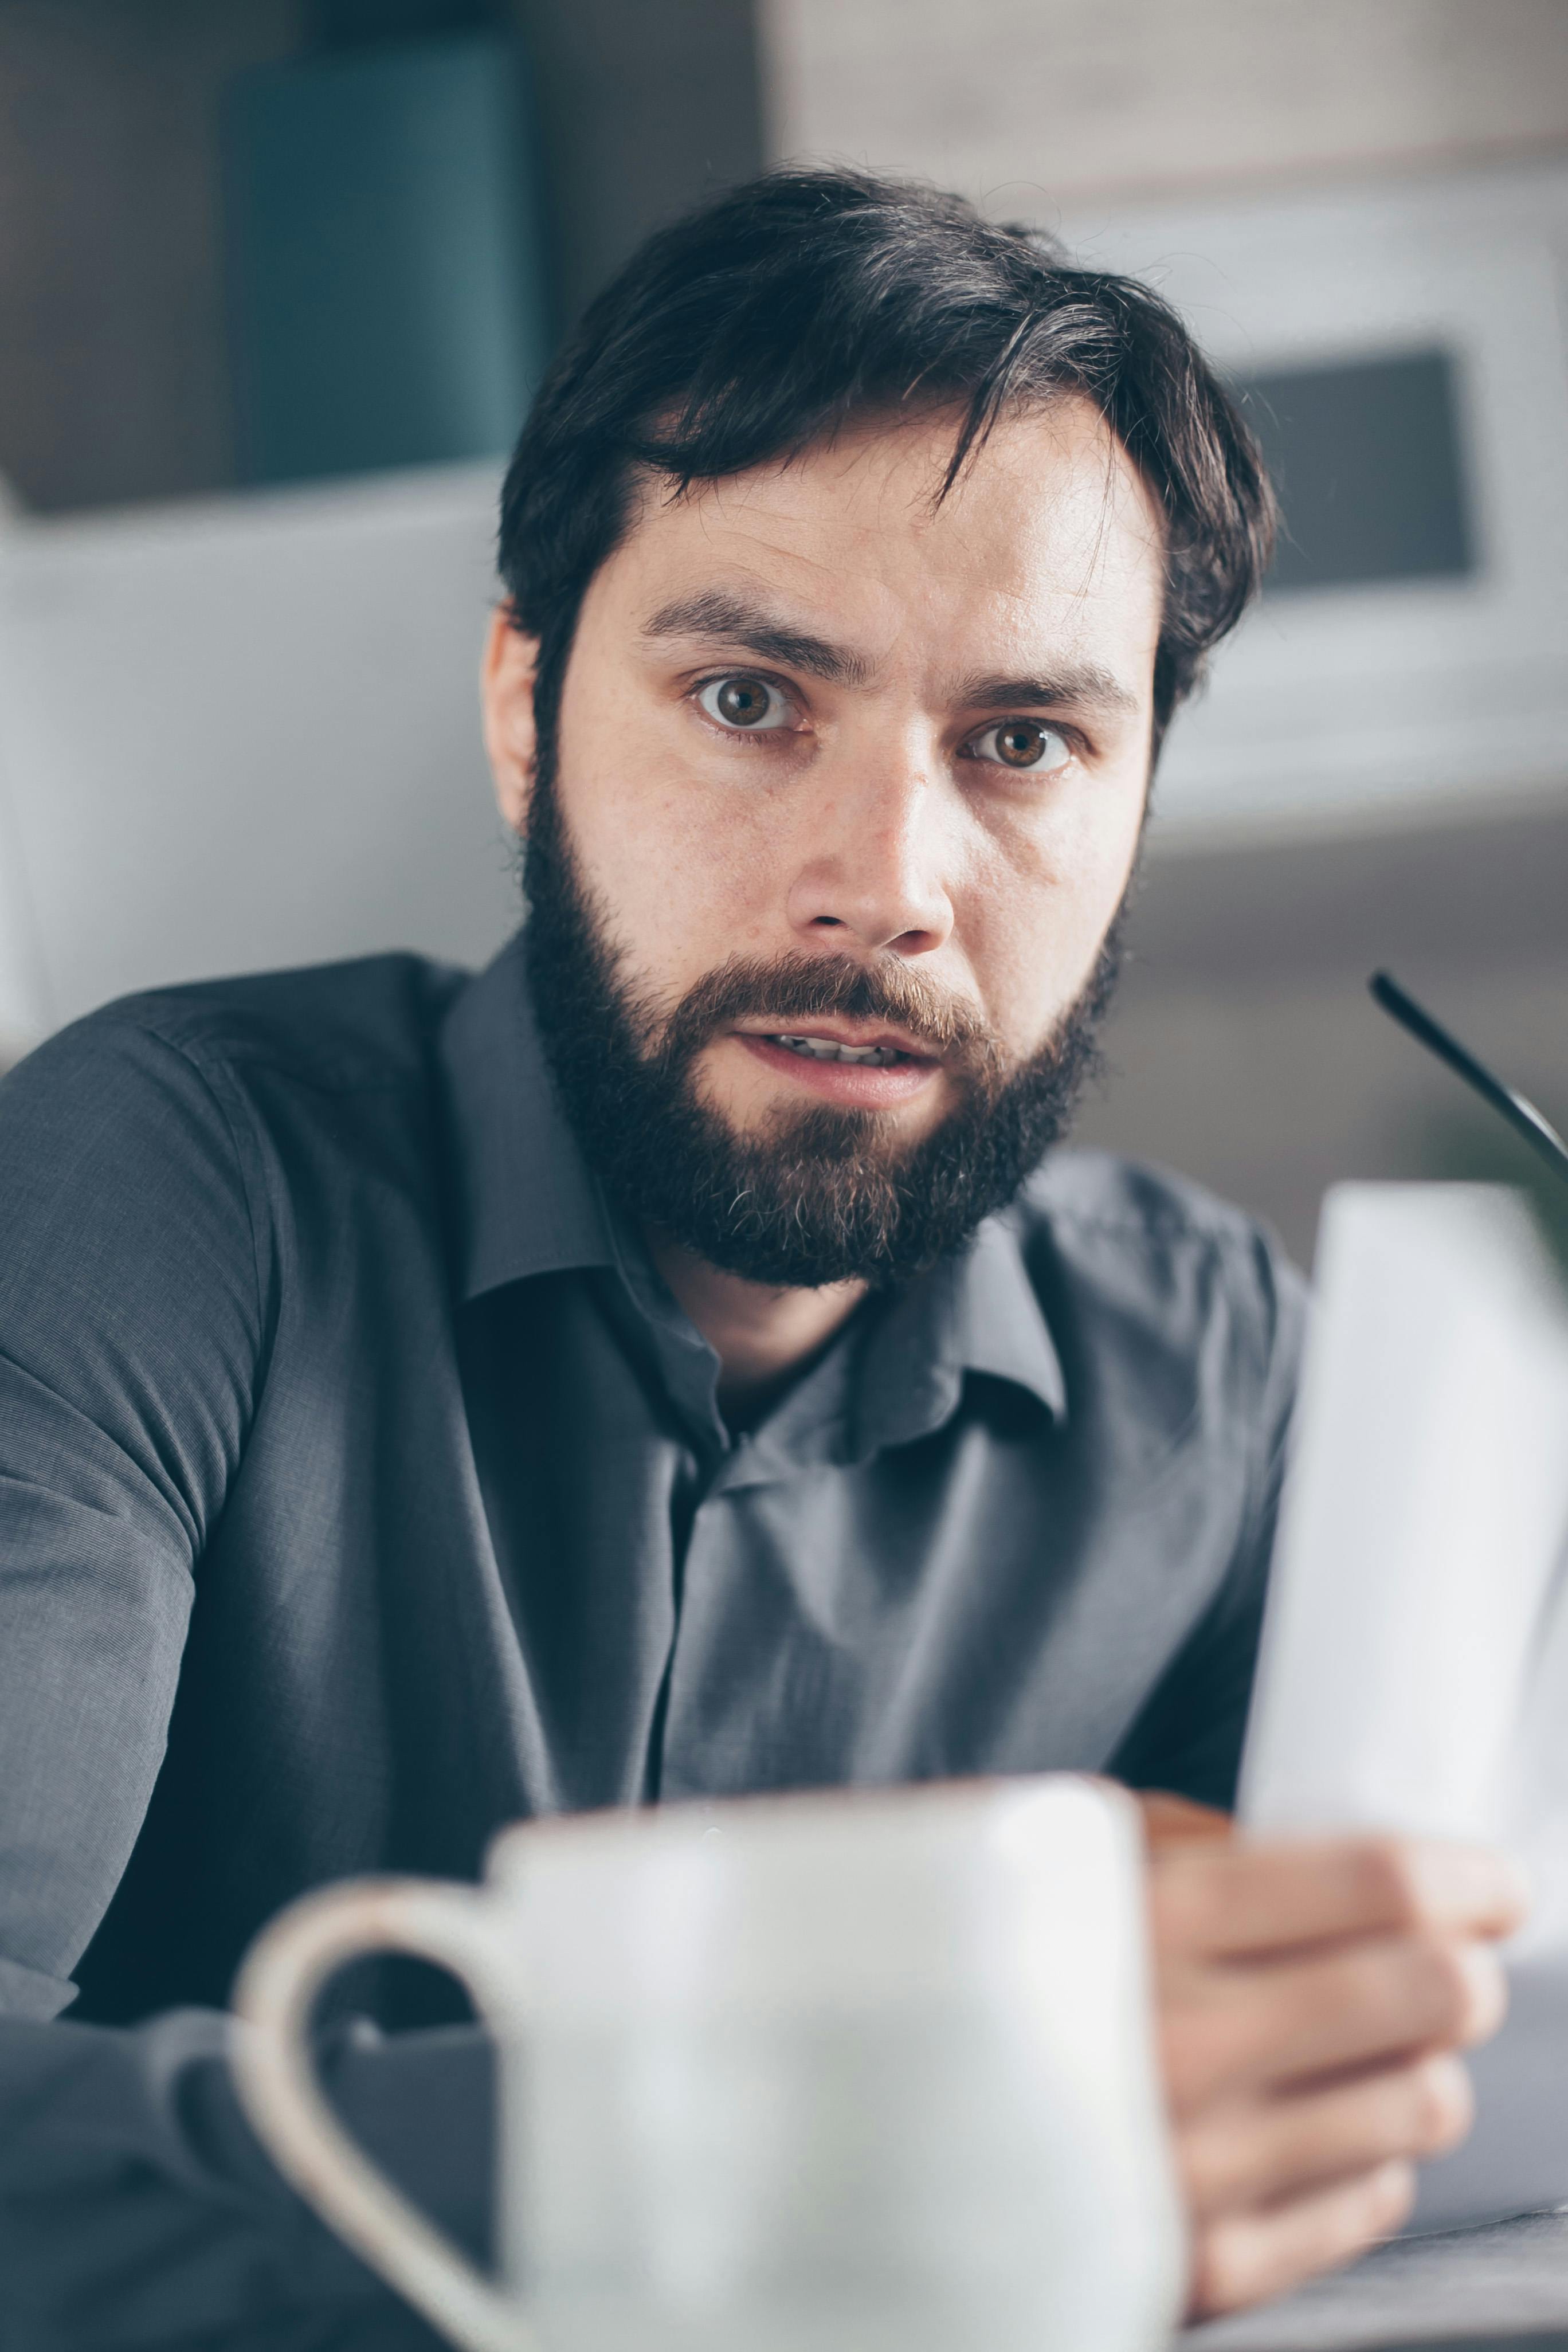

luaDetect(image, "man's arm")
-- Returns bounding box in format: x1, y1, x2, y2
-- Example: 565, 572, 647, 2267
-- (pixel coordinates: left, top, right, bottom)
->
0, 1017, 487, 2350
1143, 1796, 1527, 2319
1112, 1224, 1526, 2312
0, 2008, 491, 2350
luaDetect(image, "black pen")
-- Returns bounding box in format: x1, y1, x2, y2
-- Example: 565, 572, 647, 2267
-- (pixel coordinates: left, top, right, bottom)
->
1369, 970, 1568, 1189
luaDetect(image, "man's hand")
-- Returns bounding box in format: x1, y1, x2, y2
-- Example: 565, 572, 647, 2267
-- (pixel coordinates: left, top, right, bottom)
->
1140, 1795, 1528, 2319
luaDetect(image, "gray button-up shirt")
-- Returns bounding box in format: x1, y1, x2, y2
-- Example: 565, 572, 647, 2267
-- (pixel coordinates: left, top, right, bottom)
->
0, 935, 1304, 2349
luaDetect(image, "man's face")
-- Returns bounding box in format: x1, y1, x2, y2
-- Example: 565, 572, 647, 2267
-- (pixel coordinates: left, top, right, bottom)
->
484, 396, 1165, 1283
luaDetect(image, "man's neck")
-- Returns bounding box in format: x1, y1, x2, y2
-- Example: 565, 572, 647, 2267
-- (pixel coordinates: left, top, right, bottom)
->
644, 1232, 868, 1421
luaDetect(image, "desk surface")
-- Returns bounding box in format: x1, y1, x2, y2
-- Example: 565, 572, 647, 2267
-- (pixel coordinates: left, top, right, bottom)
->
1181, 2210, 1568, 2351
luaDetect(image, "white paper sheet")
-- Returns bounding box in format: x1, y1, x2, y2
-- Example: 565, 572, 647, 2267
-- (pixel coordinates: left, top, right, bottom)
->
1240, 1185, 1568, 1847
1236, 1183, 1568, 2230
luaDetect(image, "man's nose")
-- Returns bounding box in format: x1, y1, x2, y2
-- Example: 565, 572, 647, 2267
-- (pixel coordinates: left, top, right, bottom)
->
783, 768, 955, 958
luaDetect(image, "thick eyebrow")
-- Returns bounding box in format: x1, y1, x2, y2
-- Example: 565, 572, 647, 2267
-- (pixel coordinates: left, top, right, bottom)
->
642, 591, 1142, 719
641, 589, 875, 688
953, 665, 1142, 718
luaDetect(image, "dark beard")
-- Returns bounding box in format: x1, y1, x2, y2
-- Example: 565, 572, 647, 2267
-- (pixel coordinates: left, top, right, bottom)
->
522, 762, 1124, 1289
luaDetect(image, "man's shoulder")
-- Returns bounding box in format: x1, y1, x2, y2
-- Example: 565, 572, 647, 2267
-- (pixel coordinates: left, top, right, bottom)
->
1018, 1147, 1292, 1259
1006, 1147, 1308, 1352
44, 951, 472, 1097
0, 955, 483, 1300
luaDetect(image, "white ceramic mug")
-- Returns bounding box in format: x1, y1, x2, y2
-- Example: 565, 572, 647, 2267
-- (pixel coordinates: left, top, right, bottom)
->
232, 1775, 1185, 2352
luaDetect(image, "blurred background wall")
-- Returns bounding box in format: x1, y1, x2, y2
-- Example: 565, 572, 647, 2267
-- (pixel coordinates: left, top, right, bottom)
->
0, 0, 1563, 1264
0, 0, 764, 1059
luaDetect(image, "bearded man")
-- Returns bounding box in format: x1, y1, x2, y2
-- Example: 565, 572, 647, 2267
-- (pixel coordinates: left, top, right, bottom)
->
0, 169, 1523, 2350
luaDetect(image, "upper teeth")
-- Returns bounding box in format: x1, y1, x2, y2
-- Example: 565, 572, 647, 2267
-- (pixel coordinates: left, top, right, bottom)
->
771, 1034, 904, 1065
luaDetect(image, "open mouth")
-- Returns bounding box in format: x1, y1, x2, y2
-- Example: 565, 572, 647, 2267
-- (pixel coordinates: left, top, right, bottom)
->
731, 1025, 943, 1105
765, 1033, 918, 1068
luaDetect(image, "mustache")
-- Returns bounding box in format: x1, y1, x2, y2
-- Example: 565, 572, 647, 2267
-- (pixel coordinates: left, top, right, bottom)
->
647, 952, 1002, 1072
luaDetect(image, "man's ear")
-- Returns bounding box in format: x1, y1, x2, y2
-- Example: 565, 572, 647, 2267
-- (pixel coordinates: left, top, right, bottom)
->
481, 605, 540, 837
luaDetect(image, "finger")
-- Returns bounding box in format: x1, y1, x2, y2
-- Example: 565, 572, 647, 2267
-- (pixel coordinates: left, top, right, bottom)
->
1178, 2051, 1472, 2218
1163, 1931, 1507, 2107
1187, 2158, 1416, 2320
1153, 1833, 1529, 1961
1138, 1792, 1233, 1849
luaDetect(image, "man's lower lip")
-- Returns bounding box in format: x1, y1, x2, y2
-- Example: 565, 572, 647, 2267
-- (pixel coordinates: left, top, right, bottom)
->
734, 1033, 940, 1104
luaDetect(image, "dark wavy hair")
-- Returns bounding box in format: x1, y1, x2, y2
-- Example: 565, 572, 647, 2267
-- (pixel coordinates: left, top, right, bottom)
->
497, 164, 1275, 766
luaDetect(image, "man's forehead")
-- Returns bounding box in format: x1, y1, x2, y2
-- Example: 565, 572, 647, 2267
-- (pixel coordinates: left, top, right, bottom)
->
610, 401, 1165, 672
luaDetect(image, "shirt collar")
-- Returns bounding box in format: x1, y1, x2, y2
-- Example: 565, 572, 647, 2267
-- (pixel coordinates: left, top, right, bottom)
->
439, 931, 614, 1301
849, 1206, 1068, 1456
715, 1216, 1067, 1492
952, 1205, 1069, 1414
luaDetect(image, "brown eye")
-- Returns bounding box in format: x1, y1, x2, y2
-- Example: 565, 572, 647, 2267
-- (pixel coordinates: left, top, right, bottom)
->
699, 675, 793, 731
999, 723, 1042, 766
969, 720, 1072, 774
718, 678, 769, 724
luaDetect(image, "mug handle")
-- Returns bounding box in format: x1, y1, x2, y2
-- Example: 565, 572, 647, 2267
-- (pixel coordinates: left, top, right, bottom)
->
231, 1876, 535, 2352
